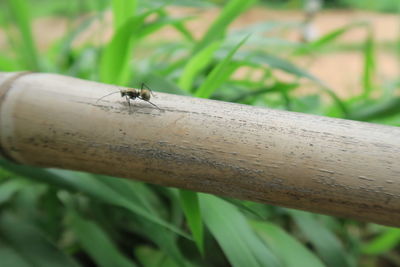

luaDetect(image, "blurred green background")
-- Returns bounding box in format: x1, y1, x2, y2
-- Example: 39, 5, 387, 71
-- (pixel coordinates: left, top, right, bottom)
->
0, 0, 399, 266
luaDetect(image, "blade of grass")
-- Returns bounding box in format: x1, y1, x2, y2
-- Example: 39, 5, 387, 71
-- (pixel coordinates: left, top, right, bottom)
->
139, 73, 191, 96
52, 170, 191, 239
361, 227, 400, 255
200, 194, 281, 267
295, 22, 368, 54
0, 213, 80, 267
136, 16, 192, 40
320, 87, 348, 117
0, 54, 20, 71
289, 210, 352, 267
6, 0, 40, 70
220, 198, 266, 220
99, 11, 149, 85
0, 179, 28, 205
230, 50, 348, 115
52, 15, 98, 70
0, 160, 190, 239
157, 9, 194, 42
111, 0, 137, 30
97, 179, 188, 264
99, 176, 160, 214
178, 41, 221, 92
100, 8, 188, 85
362, 29, 376, 97
0, 239, 31, 267
193, 0, 256, 53
131, 215, 189, 266
228, 82, 298, 103
237, 50, 325, 85
232, 21, 298, 36
164, 0, 215, 7
251, 220, 325, 267
179, 189, 204, 255
195, 35, 249, 98
347, 97, 400, 121
135, 246, 180, 267
89, 176, 188, 264
62, 200, 137, 267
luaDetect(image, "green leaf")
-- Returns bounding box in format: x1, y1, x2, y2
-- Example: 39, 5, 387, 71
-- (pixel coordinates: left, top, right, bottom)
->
0, 53, 20, 71
135, 246, 180, 267
156, 8, 194, 42
139, 73, 191, 96
200, 194, 281, 267
295, 22, 367, 54
99, 176, 160, 214
320, 87, 348, 117
179, 189, 204, 254
225, 82, 298, 103
68, 209, 137, 267
136, 16, 192, 40
51, 14, 97, 71
100, 9, 188, 85
53, 170, 190, 239
195, 35, 249, 98
289, 210, 352, 267
99, 11, 148, 85
0, 239, 32, 267
239, 51, 324, 85
232, 21, 299, 36
111, 0, 137, 30
178, 41, 221, 92
0, 160, 189, 239
362, 227, 400, 255
0, 213, 79, 267
131, 215, 188, 266
6, 0, 39, 70
0, 179, 27, 205
362, 30, 376, 97
193, 0, 256, 53
98, 178, 188, 265
251, 220, 325, 267
220, 198, 268, 220
348, 97, 400, 121
232, 50, 348, 115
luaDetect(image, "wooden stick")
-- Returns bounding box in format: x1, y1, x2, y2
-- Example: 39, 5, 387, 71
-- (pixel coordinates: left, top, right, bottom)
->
1, 72, 399, 226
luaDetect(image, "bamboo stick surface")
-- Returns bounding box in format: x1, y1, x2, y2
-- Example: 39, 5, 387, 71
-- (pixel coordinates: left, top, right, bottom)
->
0, 72, 399, 227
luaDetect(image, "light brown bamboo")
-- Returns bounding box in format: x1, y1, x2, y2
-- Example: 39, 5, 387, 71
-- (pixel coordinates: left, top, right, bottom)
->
0, 71, 399, 227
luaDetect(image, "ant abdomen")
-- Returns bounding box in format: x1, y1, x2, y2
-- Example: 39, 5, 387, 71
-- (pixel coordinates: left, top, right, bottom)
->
140, 90, 151, 101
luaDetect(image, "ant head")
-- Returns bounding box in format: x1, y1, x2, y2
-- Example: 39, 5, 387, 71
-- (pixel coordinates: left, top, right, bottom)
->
120, 90, 127, 97
140, 89, 151, 101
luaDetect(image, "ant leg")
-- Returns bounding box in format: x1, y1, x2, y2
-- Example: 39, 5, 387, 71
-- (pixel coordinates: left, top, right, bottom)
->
139, 97, 161, 110
125, 96, 131, 108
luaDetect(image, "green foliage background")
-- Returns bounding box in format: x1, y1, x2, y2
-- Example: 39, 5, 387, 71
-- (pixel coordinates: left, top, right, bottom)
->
0, 0, 399, 266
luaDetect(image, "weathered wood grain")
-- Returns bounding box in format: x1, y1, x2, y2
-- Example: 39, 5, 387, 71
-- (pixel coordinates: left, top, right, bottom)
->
1, 72, 399, 226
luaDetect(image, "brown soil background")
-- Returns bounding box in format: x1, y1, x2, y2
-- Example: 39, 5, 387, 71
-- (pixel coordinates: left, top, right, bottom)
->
1, 6, 398, 98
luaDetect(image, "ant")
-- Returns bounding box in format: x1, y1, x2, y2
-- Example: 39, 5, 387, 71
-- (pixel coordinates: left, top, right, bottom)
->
96, 83, 160, 110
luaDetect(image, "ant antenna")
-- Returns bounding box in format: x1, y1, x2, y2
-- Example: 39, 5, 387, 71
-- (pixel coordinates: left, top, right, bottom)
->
96, 90, 120, 103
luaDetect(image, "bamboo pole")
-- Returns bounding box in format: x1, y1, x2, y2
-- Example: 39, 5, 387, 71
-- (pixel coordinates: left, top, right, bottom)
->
0, 71, 399, 227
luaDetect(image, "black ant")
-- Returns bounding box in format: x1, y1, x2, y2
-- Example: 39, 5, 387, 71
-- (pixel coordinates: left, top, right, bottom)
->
96, 83, 160, 110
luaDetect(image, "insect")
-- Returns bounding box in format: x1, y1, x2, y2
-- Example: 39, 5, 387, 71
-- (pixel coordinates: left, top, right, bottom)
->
96, 83, 160, 110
